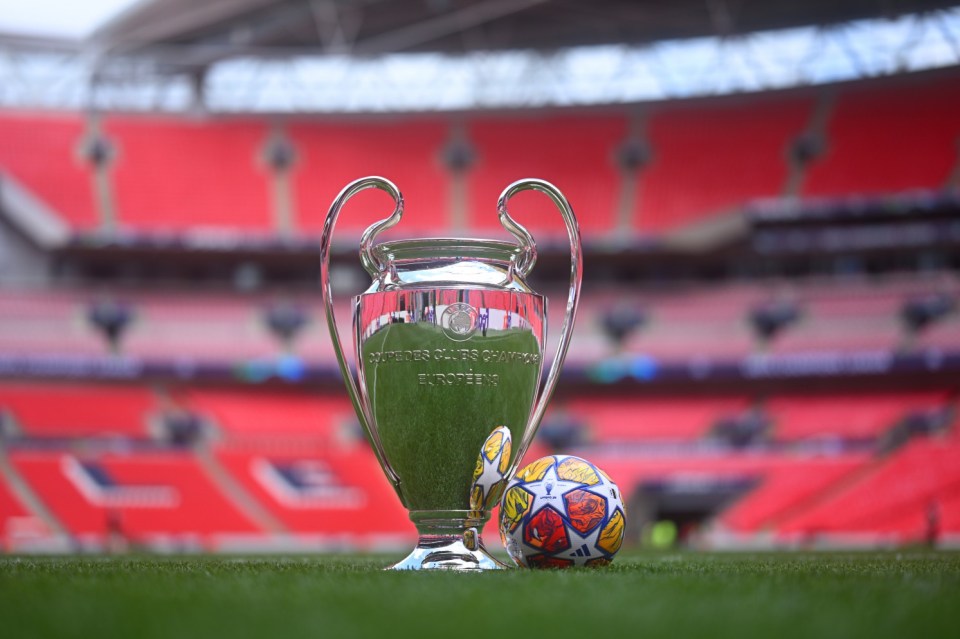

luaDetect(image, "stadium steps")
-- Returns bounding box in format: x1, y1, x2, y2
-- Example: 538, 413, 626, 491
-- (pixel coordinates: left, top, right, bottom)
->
717, 457, 869, 532
765, 441, 932, 535
0, 443, 67, 536
0, 171, 71, 249
748, 460, 880, 532
192, 447, 287, 535
776, 437, 960, 539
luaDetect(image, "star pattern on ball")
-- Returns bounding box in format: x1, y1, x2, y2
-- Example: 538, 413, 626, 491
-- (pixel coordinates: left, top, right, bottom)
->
559, 516, 604, 561
524, 465, 588, 517
474, 447, 507, 503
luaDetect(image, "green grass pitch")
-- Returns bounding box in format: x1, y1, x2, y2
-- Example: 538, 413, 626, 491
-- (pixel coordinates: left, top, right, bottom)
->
2, 552, 958, 639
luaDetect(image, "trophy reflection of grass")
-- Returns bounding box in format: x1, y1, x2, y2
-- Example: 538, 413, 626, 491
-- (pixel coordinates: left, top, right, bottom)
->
361, 322, 541, 513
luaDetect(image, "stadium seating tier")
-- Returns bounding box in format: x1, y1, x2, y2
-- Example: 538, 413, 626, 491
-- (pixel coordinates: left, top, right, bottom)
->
0, 111, 97, 229
466, 114, 626, 236
9, 450, 262, 542
0, 382, 156, 438
803, 75, 960, 197
289, 119, 449, 234
636, 94, 813, 233
214, 448, 411, 537
104, 117, 273, 232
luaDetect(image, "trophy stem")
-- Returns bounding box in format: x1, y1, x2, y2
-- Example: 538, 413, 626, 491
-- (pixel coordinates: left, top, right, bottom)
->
386, 510, 509, 571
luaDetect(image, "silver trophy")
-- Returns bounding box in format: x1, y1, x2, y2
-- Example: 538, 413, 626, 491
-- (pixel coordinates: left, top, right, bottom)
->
320, 176, 581, 570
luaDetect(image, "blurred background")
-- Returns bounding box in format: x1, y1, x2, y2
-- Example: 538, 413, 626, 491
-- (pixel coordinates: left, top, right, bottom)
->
0, 0, 959, 554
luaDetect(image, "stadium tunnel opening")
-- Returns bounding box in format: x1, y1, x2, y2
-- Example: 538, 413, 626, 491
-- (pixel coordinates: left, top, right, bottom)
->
629, 477, 759, 548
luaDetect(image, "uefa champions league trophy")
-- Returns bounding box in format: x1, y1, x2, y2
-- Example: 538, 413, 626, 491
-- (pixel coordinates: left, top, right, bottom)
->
320, 176, 581, 570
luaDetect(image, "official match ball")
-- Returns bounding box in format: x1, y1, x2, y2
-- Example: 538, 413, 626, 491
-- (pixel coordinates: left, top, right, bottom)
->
499, 455, 625, 568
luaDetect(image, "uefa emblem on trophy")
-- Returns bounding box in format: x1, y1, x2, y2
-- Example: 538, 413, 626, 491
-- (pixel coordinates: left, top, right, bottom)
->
320, 176, 582, 570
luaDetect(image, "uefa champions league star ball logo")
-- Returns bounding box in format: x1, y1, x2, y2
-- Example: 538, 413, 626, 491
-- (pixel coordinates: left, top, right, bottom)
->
441, 302, 478, 341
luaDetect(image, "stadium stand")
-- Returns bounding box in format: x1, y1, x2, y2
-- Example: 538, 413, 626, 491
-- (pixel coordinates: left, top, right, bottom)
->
777, 436, 960, 542
466, 113, 626, 236
624, 318, 756, 359
803, 74, 960, 197
214, 447, 410, 539
914, 315, 960, 352
289, 119, 449, 235
717, 458, 869, 532
0, 475, 47, 553
3, 71, 959, 241
562, 397, 750, 442
2, 70, 960, 552
767, 316, 903, 354
0, 289, 105, 356
103, 117, 273, 232
0, 382, 156, 438
636, 94, 813, 234
9, 450, 262, 544
120, 293, 279, 360
763, 393, 948, 442
180, 390, 354, 444
0, 381, 955, 548
0, 111, 98, 229
2, 272, 959, 363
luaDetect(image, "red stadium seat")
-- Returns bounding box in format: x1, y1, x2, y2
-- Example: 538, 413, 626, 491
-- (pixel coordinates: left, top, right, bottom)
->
637, 94, 813, 234
214, 446, 411, 540
718, 458, 868, 532
764, 392, 947, 441
0, 476, 50, 552
0, 382, 156, 438
10, 450, 262, 542
181, 390, 353, 443
0, 111, 98, 229
777, 437, 960, 542
289, 120, 449, 235
915, 316, 960, 352
804, 74, 960, 196
103, 117, 272, 232
466, 114, 627, 237
563, 396, 749, 442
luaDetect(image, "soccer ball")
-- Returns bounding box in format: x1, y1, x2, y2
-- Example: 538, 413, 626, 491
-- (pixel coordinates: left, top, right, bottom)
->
499, 455, 625, 568
469, 425, 512, 513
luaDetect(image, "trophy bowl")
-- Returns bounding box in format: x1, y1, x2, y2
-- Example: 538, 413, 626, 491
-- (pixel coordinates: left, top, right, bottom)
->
320, 177, 581, 570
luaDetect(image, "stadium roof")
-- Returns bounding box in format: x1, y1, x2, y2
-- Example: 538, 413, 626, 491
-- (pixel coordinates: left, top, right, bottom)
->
0, 1, 959, 113
93, 0, 960, 56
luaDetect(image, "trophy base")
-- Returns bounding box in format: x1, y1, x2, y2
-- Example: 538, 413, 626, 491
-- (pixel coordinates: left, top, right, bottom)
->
387, 512, 509, 571
387, 535, 508, 571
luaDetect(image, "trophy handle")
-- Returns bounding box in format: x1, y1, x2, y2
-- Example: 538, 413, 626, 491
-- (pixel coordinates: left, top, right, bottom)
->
320, 176, 404, 501
497, 179, 583, 471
